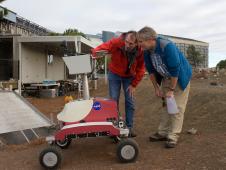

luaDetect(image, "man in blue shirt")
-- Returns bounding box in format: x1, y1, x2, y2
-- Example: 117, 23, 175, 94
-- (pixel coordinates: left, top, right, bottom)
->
138, 26, 192, 148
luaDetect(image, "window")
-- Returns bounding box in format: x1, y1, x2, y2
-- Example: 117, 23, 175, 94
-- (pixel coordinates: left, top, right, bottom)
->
47, 54, 53, 64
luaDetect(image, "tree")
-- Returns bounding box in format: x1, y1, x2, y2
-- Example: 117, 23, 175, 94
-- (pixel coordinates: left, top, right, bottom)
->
48, 28, 86, 38
0, 0, 6, 3
48, 32, 62, 36
216, 59, 226, 69
187, 45, 203, 68
63, 28, 86, 38
0, 7, 8, 19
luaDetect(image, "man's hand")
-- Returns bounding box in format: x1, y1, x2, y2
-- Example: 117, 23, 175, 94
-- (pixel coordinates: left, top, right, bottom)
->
91, 49, 109, 59
95, 50, 109, 58
155, 87, 164, 98
166, 90, 174, 98
127, 85, 136, 99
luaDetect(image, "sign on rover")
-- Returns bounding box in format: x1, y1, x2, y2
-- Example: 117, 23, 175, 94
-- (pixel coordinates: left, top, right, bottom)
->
93, 102, 101, 110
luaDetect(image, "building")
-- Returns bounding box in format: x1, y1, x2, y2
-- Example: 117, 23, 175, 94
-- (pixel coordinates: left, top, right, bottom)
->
0, 5, 95, 94
87, 31, 209, 68
86, 33, 102, 47
0, 5, 50, 36
102, 31, 115, 42
163, 34, 209, 68
0, 5, 52, 81
0, 4, 209, 82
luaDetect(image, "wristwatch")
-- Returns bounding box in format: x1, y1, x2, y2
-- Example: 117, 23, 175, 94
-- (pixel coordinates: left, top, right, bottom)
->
168, 87, 175, 91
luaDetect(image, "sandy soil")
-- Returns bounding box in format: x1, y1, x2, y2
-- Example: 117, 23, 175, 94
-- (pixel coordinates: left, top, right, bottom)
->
1, 73, 226, 170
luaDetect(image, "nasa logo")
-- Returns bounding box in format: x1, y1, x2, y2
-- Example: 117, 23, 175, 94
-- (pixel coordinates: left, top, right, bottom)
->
93, 102, 101, 110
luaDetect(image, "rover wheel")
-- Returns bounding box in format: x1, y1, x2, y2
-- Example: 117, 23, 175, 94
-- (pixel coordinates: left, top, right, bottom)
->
39, 147, 61, 169
116, 139, 139, 163
56, 138, 72, 149
112, 136, 121, 143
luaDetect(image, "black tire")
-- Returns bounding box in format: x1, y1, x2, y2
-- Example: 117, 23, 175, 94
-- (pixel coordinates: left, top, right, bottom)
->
39, 147, 62, 169
22, 91, 28, 97
116, 138, 139, 163
55, 138, 72, 149
111, 136, 121, 143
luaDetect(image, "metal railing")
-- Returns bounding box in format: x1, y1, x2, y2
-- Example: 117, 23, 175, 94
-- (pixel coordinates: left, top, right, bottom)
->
16, 15, 51, 35
0, 15, 51, 35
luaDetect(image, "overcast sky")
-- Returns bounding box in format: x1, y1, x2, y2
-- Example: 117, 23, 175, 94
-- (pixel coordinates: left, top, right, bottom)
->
2, 0, 226, 67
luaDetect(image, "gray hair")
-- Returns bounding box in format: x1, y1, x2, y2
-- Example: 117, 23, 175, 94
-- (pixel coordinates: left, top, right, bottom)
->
138, 26, 157, 40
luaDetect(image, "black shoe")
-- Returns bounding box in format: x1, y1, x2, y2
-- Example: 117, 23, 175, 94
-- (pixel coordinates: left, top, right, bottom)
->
149, 133, 167, 142
165, 139, 177, 148
128, 129, 137, 138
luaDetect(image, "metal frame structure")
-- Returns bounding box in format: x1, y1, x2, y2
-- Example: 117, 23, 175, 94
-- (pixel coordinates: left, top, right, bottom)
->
17, 35, 95, 96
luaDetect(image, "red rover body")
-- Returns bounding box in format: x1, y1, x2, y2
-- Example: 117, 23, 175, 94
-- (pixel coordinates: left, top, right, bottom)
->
39, 97, 139, 169
55, 97, 125, 141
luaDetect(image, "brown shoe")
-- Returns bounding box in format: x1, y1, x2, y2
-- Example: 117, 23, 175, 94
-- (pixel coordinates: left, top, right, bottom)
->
149, 133, 167, 142
128, 129, 137, 138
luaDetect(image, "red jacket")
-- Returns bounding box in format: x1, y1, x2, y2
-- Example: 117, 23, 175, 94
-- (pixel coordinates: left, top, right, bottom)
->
92, 36, 145, 87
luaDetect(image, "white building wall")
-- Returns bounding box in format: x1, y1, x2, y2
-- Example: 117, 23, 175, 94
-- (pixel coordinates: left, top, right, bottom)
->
21, 44, 46, 83
21, 44, 65, 83
46, 54, 65, 81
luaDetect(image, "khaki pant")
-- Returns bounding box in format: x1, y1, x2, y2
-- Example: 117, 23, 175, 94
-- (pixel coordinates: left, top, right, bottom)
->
158, 79, 190, 142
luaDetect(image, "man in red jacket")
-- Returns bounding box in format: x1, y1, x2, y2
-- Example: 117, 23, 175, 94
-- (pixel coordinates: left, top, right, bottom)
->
92, 31, 145, 137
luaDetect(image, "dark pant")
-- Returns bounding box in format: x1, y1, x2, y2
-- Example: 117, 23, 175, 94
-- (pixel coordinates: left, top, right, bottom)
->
108, 71, 135, 128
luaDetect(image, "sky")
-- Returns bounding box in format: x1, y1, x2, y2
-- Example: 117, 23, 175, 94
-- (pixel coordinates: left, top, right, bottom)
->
1, 0, 226, 67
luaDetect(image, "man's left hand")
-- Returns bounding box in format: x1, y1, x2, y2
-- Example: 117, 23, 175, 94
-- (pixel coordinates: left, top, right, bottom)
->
166, 90, 174, 98
127, 85, 136, 99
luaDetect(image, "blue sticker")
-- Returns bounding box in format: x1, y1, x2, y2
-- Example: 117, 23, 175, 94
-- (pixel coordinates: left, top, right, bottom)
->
93, 102, 101, 110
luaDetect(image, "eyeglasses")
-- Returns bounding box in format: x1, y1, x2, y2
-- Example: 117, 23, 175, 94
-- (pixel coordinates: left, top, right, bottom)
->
138, 40, 144, 43
125, 39, 136, 46
138, 38, 155, 43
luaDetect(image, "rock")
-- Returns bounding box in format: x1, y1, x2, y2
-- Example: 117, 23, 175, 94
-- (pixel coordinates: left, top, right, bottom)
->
210, 81, 218, 86
0, 138, 6, 150
201, 69, 209, 79
219, 68, 225, 74
193, 68, 209, 79
187, 128, 197, 135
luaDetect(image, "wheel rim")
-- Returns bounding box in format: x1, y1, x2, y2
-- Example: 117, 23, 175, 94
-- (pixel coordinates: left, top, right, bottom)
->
56, 139, 68, 147
121, 145, 136, 160
43, 152, 58, 167
116, 136, 121, 141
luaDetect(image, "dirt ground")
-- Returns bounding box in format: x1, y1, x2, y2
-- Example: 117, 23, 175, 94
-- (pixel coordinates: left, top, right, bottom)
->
1, 73, 226, 170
